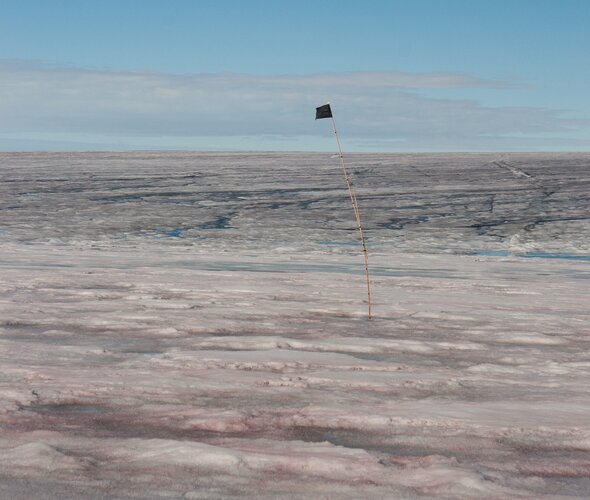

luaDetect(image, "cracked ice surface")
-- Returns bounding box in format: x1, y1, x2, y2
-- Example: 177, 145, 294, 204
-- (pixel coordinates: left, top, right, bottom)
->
0, 152, 589, 498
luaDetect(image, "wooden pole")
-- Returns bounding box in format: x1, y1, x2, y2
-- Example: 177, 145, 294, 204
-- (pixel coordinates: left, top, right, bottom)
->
329, 113, 372, 320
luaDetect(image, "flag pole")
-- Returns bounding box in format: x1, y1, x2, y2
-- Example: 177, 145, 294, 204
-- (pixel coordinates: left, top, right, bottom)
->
319, 104, 372, 319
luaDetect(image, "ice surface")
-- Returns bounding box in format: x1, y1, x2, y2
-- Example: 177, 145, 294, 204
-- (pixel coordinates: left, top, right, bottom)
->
0, 152, 589, 498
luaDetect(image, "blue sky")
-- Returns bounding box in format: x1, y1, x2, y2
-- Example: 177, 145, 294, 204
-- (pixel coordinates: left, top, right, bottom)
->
0, 0, 588, 151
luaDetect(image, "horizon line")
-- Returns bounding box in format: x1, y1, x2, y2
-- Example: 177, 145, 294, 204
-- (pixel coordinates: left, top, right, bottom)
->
1, 149, 589, 155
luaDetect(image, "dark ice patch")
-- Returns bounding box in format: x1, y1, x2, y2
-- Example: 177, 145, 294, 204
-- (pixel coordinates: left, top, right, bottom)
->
200, 215, 234, 229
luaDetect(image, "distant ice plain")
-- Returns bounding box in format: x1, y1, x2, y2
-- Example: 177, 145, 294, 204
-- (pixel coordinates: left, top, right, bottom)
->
0, 152, 589, 498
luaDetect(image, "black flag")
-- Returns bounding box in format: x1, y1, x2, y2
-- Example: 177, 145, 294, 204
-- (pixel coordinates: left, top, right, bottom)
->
315, 103, 332, 120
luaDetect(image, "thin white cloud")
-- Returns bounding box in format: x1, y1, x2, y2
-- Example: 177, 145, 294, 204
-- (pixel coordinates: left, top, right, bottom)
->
0, 61, 587, 150
210, 71, 511, 89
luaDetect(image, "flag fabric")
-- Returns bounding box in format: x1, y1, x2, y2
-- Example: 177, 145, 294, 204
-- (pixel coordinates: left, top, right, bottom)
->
315, 103, 332, 120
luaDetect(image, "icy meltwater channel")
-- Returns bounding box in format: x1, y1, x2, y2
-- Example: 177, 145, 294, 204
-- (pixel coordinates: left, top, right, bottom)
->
474, 250, 590, 261
0, 152, 589, 499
